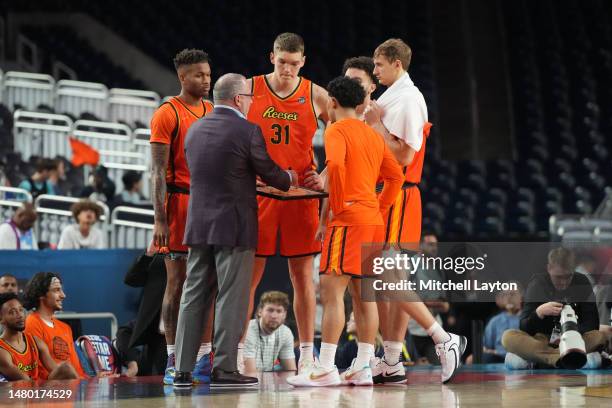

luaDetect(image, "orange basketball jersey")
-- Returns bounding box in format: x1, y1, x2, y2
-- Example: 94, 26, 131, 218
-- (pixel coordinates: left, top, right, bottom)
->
404, 121, 432, 183
25, 312, 87, 379
0, 333, 40, 380
247, 75, 318, 179
150, 97, 214, 190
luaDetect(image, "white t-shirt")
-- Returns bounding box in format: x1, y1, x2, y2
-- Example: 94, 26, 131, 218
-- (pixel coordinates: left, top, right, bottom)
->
0, 222, 38, 250
377, 72, 428, 152
57, 224, 106, 249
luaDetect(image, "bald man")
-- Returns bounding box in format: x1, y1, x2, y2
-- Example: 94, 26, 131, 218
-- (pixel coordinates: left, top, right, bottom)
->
174, 73, 296, 388
0, 203, 38, 250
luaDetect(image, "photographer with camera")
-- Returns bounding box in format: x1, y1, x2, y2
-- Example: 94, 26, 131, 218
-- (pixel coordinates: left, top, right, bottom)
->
502, 248, 608, 369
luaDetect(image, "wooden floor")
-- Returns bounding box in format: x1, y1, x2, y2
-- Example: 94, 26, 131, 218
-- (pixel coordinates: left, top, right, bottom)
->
1, 365, 611, 407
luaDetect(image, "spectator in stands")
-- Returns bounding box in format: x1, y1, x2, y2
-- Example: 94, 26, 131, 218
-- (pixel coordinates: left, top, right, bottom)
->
115, 171, 148, 206
502, 248, 608, 369
0, 202, 38, 250
120, 243, 168, 376
336, 312, 384, 369
80, 165, 116, 203
407, 233, 449, 365
0, 274, 19, 336
0, 292, 78, 381
47, 157, 69, 196
18, 158, 56, 199
0, 275, 18, 295
22, 272, 88, 379
243, 291, 296, 373
58, 200, 106, 249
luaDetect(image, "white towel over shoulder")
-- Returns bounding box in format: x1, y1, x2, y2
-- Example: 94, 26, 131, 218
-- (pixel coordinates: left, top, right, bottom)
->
376, 73, 428, 152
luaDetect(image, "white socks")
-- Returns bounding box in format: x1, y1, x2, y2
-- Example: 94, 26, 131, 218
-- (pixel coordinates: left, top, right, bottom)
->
299, 342, 314, 363
167, 344, 175, 356
427, 321, 451, 344
319, 342, 337, 369
355, 343, 375, 368
383, 341, 403, 365
197, 342, 212, 360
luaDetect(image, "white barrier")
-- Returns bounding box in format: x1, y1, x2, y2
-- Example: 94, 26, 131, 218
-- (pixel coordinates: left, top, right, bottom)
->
13, 110, 72, 160
2, 71, 55, 111
55, 80, 108, 119
72, 120, 132, 152
0, 187, 32, 221
109, 88, 159, 127
110, 206, 154, 249
133, 128, 151, 169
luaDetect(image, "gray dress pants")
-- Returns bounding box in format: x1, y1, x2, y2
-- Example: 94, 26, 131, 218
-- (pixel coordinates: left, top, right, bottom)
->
175, 245, 254, 372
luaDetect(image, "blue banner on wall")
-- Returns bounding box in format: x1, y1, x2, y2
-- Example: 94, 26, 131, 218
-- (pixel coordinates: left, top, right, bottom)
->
0, 249, 143, 337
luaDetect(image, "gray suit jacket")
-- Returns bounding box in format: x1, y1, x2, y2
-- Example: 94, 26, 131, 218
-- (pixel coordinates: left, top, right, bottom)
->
183, 107, 290, 249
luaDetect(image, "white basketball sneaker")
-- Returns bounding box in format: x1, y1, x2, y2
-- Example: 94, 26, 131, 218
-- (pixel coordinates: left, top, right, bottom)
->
340, 359, 373, 386
298, 357, 316, 375
435, 333, 467, 384
370, 357, 407, 385
287, 363, 341, 387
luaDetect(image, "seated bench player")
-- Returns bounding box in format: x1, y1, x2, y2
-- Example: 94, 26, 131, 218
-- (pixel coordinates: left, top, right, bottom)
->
0, 293, 78, 381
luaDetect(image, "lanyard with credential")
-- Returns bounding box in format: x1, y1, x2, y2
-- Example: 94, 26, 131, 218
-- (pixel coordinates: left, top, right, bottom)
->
258, 319, 279, 372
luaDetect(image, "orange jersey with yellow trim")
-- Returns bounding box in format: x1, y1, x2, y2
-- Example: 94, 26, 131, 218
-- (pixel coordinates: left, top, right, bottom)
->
25, 312, 87, 379
404, 122, 432, 183
0, 333, 40, 380
247, 75, 318, 179
150, 97, 214, 190
325, 118, 403, 227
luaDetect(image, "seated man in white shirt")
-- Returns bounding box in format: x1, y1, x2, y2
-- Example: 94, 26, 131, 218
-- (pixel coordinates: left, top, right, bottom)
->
58, 200, 106, 249
0, 203, 38, 250
243, 291, 296, 374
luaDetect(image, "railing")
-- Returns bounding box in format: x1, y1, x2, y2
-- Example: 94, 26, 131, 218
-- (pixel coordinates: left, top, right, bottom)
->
13, 110, 73, 160
55, 79, 109, 119
56, 312, 118, 339
110, 206, 154, 249
2, 71, 55, 111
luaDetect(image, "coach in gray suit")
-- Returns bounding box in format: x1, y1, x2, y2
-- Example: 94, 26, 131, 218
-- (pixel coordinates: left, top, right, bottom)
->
174, 73, 297, 387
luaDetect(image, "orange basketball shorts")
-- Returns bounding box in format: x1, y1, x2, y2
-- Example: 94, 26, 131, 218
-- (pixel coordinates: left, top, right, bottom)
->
319, 225, 378, 277
374, 186, 422, 251
165, 192, 189, 254
256, 196, 321, 257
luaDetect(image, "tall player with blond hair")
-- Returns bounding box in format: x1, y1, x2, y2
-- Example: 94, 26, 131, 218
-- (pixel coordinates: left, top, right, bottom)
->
365, 38, 466, 384
244, 33, 329, 373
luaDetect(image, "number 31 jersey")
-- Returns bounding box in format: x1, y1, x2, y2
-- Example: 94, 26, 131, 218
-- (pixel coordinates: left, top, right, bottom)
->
247, 75, 318, 178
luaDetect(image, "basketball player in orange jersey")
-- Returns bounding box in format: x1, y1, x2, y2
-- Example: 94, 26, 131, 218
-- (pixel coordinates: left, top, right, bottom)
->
0, 293, 78, 381
150, 49, 215, 384
244, 33, 328, 373
364, 39, 466, 384
342, 57, 378, 119
288, 76, 403, 387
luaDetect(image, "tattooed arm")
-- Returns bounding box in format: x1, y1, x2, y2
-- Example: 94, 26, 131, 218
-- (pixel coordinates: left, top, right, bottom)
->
151, 142, 170, 247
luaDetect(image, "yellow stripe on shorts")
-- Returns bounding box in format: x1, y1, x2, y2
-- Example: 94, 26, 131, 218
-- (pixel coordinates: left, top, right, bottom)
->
329, 227, 345, 274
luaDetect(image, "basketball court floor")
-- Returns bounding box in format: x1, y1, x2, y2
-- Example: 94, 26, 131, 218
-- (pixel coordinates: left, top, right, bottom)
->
1, 365, 611, 407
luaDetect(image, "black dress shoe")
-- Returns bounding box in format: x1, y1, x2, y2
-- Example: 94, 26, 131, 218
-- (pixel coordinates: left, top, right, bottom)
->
210, 368, 258, 387
174, 371, 193, 387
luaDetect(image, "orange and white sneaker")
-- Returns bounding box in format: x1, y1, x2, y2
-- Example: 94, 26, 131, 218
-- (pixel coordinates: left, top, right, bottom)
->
287, 363, 341, 387
340, 359, 373, 386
